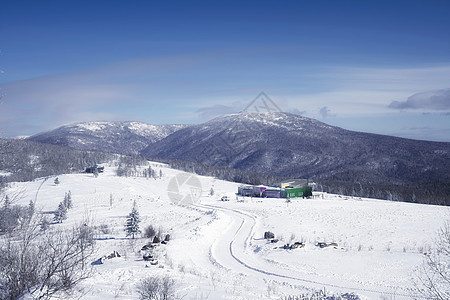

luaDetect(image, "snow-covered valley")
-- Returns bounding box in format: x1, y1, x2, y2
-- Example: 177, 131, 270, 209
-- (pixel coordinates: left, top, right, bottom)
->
5, 162, 448, 299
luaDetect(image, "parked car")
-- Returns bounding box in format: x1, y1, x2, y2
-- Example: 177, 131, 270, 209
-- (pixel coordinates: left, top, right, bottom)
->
221, 196, 230, 201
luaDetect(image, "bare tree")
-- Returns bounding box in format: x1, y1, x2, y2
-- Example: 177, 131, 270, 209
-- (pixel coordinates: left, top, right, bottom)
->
0, 219, 96, 299
136, 275, 176, 300
414, 221, 450, 299
0, 190, 30, 234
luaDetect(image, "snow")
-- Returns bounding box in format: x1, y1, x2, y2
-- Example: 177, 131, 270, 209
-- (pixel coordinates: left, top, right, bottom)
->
76, 122, 109, 132
5, 162, 449, 299
63, 121, 188, 146
70, 121, 185, 140
0, 170, 12, 176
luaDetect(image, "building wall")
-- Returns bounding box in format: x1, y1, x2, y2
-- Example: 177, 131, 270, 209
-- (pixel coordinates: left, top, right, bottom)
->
286, 187, 313, 198
239, 185, 312, 198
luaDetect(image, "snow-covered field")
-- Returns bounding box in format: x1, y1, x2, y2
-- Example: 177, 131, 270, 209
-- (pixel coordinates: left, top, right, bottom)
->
5, 162, 449, 299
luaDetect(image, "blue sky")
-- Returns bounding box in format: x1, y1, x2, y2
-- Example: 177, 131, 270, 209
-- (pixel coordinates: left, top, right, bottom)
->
1, 1, 450, 141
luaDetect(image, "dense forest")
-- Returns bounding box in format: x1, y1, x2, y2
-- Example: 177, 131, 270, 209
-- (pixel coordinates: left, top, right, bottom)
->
158, 158, 287, 187
317, 179, 450, 206
0, 138, 115, 188
158, 158, 450, 206
1, 138, 448, 206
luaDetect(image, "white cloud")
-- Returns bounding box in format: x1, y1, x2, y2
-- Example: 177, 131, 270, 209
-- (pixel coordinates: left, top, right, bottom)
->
389, 88, 450, 110
196, 104, 239, 120
282, 65, 450, 118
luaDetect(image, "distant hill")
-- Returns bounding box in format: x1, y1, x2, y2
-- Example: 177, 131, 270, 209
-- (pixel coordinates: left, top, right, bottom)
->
141, 112, 450, 204
142, 112, 450, 183
27, 121, 187, 155
25, 113, 450, 204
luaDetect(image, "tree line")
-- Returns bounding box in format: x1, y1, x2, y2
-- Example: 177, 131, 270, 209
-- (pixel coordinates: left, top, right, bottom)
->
156, 157, 450, 206
0, 138, 115, 188
158, 158, 286, 186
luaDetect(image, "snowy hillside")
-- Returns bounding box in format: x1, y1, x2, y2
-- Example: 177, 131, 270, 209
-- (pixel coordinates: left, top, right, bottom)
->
142, 111, 450, 205
5, 162, 448, 299
143, 112, 450, 184
28, 121, 187, 155
26, 113, 450, 204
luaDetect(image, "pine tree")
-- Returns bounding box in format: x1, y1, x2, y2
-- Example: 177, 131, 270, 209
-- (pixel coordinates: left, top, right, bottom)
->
148, 166, 153, 178
28, 200, 35, 217
3, 195, 10, 209
54, 201, 67, 223
68, 191, 73, 208
54, 177, 60, 185
210, 187, 214, 196
125, 200, 141, 239
64, 191, 73, 209
149, 166, 156, 179
63, 193, 68, 208
40, 216, 50, 231
159, 169, 163, 178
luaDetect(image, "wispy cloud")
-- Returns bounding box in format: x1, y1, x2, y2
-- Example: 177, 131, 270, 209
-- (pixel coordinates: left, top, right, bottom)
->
196, 104, 239, 120
0, 75, 134, 136
0, 54, 202, 136
2, 52, 450, 140
388, 88, 450, 110
281, 65, 450, 119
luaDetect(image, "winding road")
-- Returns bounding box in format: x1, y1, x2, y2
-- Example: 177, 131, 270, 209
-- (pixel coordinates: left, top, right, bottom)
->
194, 202, 418, 299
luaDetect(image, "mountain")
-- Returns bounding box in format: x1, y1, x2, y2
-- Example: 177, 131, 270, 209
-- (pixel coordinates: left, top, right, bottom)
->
26, 113, 450, 203
27, 121, 187, 155
141, 112, 450, 186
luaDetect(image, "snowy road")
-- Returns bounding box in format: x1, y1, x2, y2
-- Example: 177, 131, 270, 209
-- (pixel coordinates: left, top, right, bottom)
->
196, 203, 419, 299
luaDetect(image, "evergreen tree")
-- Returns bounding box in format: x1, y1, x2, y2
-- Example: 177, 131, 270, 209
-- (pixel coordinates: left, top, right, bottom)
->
54, 201, 67, 223
28, 200, 35, 217
3, 195, 10, 209
125, 200, 141, 239
209, 187, 214, 196
159, 169, 163, 178
64, 191, 73, 209
148, 166, 153, 178
54, 177, 60, 185
148, 166, 156, 179
40, 216, 50, 231
63, 193, 68, 208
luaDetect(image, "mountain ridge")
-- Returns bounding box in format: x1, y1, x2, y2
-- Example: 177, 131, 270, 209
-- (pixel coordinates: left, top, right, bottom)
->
27, 121, 188, 155
141, 112, 450, 185
25, 112, 450, 204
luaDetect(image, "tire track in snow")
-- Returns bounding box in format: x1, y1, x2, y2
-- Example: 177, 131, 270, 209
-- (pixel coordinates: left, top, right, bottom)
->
196, 203, 419, 299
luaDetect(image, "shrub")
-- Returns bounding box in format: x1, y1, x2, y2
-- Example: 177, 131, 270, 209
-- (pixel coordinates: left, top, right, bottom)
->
97, 224, 111, 234
283, 289, 360, 299
144, 225, 157, 239
136, 275, 176, 300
